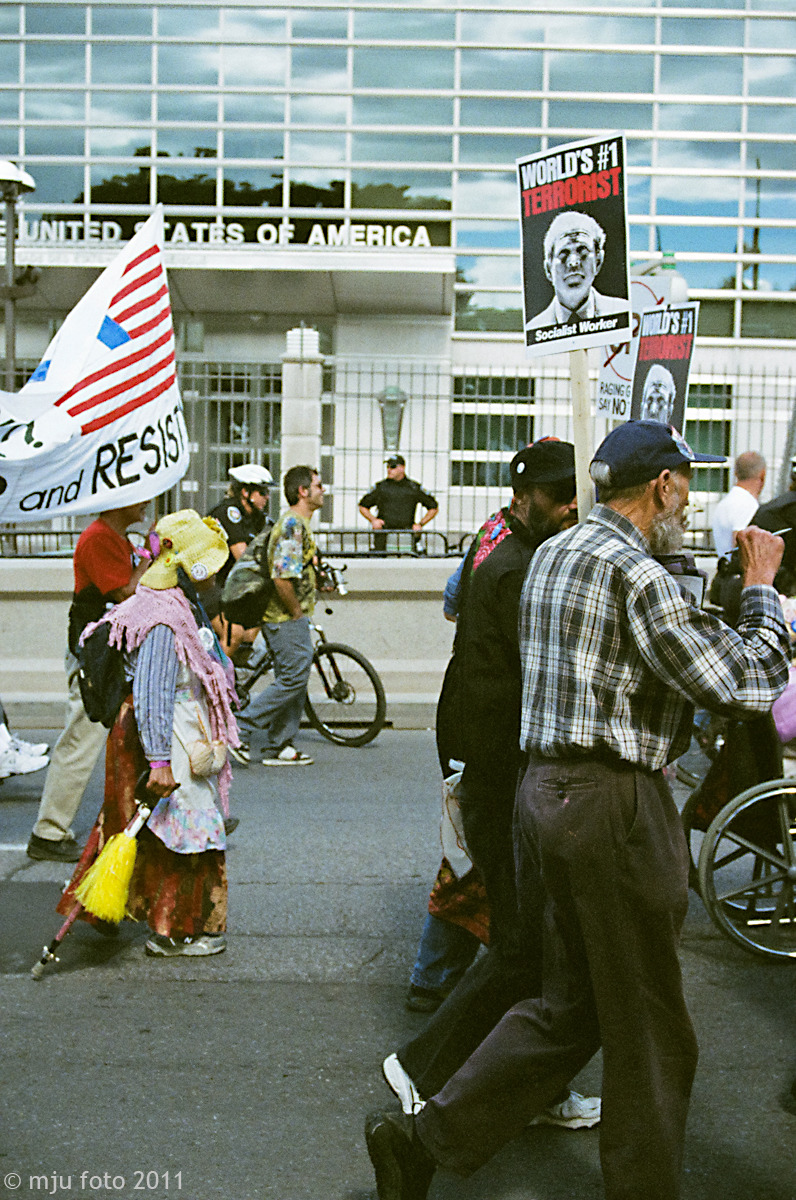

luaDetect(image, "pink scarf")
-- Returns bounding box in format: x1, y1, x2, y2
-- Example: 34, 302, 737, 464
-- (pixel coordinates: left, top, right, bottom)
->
90, 586, 240, 811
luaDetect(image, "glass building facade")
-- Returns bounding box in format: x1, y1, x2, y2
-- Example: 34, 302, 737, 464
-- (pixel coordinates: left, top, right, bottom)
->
1, 0, 794, 538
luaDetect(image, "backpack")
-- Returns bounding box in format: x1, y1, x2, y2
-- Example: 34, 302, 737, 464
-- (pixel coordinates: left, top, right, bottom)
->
77, 621, 129, 728
221, 526, 275, 628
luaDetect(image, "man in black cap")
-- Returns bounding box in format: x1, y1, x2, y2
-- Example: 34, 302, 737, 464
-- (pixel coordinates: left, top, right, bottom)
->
382, 439, 600, 1131
358, 456, 438, 553
366, 421, 789, 1200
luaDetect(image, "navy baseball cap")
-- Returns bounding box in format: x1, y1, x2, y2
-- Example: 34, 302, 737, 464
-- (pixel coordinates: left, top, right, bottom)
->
385, 454, 405, 467
591, 420, 725, 489
510, 438, 575, 491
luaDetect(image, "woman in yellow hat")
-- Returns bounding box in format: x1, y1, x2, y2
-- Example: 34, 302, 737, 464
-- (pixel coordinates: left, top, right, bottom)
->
59, 510, 242, 958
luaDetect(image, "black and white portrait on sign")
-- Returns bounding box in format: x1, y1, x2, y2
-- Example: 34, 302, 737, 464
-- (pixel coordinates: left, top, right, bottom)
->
526, 211, 628, 330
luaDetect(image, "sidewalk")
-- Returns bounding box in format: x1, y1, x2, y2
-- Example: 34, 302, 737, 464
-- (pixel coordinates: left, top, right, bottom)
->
1, 728, 794, 1200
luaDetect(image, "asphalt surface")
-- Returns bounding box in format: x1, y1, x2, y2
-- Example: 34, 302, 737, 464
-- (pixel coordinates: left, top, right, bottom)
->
1, 727, 794, 1200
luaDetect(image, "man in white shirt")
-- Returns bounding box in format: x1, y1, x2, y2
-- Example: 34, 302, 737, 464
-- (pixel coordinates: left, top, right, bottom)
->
712, 450, 766, 559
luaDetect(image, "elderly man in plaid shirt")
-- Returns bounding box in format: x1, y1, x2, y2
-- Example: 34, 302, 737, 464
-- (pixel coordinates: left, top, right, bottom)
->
365, 421, 790, 1200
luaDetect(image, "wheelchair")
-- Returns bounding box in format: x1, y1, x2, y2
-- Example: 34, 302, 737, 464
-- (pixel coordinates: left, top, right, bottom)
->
680, 712, 796, 961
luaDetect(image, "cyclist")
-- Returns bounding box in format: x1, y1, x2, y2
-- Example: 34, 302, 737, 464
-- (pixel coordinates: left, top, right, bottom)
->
206, 463, 273, 655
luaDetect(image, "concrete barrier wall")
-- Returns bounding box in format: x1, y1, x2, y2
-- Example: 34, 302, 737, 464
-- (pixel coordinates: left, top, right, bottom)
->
0, 557, 456, 729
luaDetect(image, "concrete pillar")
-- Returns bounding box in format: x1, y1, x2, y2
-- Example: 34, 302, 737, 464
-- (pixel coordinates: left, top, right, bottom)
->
280, 327, 324, 472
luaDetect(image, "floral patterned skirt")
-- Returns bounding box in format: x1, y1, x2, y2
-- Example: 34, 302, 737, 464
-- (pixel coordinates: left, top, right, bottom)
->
57, 696, 227, 938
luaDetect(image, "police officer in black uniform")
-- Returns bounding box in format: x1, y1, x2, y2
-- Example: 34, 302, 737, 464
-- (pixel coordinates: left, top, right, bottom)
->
359, 456, 438, 554
206, 463, 273, 651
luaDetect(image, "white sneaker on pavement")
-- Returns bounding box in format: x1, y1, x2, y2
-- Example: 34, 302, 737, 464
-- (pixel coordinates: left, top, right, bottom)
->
530, 1090, 602, 1130
382, 1053, 426, 1116
262, 745, 313, 766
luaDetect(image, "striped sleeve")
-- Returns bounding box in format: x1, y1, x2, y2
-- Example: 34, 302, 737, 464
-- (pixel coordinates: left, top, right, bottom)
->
133, 624, 179, 761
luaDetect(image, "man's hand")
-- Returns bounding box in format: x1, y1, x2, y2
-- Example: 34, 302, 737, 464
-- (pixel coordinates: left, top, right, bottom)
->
147, 764, 180, 799
371, 517, 385, 529
736, 526, 785, 589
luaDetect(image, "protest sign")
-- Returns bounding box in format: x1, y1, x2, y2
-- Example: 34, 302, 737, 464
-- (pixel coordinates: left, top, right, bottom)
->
517, 134, 631, 359
0, 207, 188, 522
630, 301, 700, 433
596, 275, 672, 423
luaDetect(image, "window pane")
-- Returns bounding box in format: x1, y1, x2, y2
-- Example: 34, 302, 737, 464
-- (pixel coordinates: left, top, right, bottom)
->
156, 163, 216, 204
354, 48, 453, 89
544, 13, 655, 44
0, 92, 19, 119
91, 91, 151, 122
0, 6, 19, 33
90, 160, 150, 203
752, 178, 796, 221
223, 93, 284, 123
457, 255, 522, 288
452, 412, 533, 452
548, 100, 652, 130
456, 221, 520, 250
658, 102, 740, 132
222, 9, 287, 42
25, 42, 85, 84
351, 171, 450, 209
661, 17, 743, 45
353, 95, 453, 126
92, 6, 152, 36
92, 43, 151, 85
224, 129, 284, 159
747, 57, 796, 98
159, 44, 219, 86
27, 3, 85, 34
288, 172, 343, 208
747, 19, 796, 49
459, 134, 540, 164
456, 171, 515, 215
353, 133, 451, 162
26, 127, 83, 155
291, 46, 347, 89
158, 6, 219, 38
27, 89, 84, 119
220, 46, 286, 86
459, 13, 547, 41
291, 131, 346, 163
291, 9, 346, 40
459, 98, 541, 128
742, 260, 796, 292
25, 162, 84, 202
677, 261, 737, 288
657, 139, 740, 169
90, 127, 151, 155
656, 177, 740, 218
293, 94, 348, 124
460, 50, 542, 92
658, 226, 738, 255
549, 52, 653, 93
223, 168, 283, 206
659, 55, 742, 95
697, 300, 734, 337
747, 105, 794, 135
625, 138, 653, 166
455, 291, 523, 333
0, 128, 17, 154
158, 129, 218, 158
741, 302, 796, 339
354, 10, 455, 40
744, 224, 796, 260
0, 44, 20, 83
154, 94, 217, 123
750, 140, 796, 172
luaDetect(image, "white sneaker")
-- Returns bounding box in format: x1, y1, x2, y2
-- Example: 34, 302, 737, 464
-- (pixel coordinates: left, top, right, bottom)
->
382, 1053, 425, 1116
262, 745, 313, 766
145, 933, 227, 957
530, 1090, 601, 1130
0, 748, 49, 776
10, 736, 48, 756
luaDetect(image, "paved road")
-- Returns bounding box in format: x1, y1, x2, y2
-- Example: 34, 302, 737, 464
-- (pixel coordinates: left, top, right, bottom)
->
1, 728, 794, 1200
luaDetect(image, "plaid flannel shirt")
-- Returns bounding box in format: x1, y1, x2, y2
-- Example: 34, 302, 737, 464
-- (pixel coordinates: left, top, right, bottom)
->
519, 504, 790, 770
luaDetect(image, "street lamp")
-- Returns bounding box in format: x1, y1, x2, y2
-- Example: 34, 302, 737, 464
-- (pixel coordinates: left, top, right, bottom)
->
377, 386, 408, 452
0, 160, 36, 393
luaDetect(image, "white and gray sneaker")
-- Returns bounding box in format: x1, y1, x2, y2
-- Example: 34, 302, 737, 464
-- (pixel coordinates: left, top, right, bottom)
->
145, 933, 227, 958
382, 1053, 426, 1115
262, 745, 313, 766
10, 736, 49, 757
530, 1090, 602, 1130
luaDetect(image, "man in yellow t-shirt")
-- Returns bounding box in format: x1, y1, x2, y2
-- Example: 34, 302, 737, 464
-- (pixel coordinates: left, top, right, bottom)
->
232, 465, 324, 767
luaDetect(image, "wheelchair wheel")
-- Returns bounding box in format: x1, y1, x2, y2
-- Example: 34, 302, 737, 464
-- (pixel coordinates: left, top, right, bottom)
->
697, 777, 796, 960
304, 643, 386, 747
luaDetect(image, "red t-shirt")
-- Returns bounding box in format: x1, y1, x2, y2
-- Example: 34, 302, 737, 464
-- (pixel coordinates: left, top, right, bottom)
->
73, 518, 134, 597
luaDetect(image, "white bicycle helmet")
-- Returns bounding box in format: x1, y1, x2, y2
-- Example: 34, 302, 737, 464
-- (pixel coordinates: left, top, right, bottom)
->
229, 463, 273, 487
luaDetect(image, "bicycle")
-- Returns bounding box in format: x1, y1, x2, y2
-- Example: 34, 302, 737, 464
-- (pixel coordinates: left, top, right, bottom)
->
232, 563, 387, 748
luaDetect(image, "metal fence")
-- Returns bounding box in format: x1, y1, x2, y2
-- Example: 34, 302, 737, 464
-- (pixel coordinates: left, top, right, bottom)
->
1, 356, 794, 558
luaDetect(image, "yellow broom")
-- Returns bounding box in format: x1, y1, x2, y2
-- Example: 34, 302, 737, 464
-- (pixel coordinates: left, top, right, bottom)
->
74, 802, 152, 924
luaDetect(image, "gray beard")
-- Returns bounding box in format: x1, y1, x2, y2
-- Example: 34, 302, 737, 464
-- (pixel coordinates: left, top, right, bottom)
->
649, 508, 686, 556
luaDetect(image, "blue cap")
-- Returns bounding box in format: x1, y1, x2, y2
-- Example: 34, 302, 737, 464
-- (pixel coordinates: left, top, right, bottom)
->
592, 420, 725, 489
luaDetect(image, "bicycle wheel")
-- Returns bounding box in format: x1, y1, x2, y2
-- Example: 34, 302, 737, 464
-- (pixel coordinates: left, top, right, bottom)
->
698, 777, 796, 960
304, 643, 386, 747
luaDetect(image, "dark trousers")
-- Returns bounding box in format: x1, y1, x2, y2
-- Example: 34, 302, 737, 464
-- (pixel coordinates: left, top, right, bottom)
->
417, 754, 698, 1200
399, 757, 539, 1099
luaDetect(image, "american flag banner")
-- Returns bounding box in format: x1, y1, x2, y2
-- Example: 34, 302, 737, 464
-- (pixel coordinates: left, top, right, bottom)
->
0, 207, 189, 522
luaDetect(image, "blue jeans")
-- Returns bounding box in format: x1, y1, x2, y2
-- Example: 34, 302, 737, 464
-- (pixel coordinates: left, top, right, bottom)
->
237, 616, 313, 753
410, 912, 480, 993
